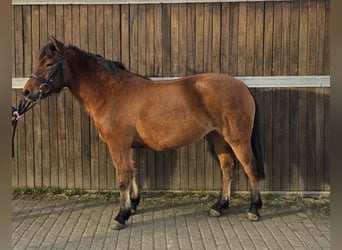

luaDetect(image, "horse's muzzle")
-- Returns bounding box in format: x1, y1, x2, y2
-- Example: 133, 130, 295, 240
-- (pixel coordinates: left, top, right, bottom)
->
22, 88, 42, 103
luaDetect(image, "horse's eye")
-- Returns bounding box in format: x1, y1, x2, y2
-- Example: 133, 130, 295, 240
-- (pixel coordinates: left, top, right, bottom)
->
46, 63, 54, 68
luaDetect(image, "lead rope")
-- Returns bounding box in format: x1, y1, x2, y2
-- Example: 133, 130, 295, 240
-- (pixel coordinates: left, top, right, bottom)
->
12, 99, 36, 157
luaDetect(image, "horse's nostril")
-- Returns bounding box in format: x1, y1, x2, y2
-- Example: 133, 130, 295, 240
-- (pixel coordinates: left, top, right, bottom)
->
23, 89, 31, 97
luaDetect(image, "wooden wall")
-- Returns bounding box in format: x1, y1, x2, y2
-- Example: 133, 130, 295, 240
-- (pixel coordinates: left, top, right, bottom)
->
12, 0, 330, 191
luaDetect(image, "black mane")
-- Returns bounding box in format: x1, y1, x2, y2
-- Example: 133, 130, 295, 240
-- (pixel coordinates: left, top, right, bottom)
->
40, 43, 149, 80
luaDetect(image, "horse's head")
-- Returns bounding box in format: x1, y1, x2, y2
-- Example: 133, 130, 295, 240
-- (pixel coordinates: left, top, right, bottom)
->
23, 36, 66, 102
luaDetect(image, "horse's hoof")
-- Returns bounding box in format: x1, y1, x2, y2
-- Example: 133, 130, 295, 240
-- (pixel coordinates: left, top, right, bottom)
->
112, 221, 125, 230
131, 208, 137, 215
247, 212, 260, 221
208, 208, 221, 217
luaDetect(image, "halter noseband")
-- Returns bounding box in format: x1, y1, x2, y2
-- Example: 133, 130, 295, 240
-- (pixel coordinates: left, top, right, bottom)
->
30, 55, 65, 95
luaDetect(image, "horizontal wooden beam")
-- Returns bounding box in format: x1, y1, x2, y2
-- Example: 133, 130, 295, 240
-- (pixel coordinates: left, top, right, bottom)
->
12, 0, 292, 5
12, 75, 330, 89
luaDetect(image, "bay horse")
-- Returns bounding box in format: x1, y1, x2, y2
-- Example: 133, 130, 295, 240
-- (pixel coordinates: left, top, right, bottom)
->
23, 37, 265, 230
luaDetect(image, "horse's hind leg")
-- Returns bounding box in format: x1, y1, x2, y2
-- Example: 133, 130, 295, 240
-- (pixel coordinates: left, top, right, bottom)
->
229, 141, 262, 221
208, 131, 235, 217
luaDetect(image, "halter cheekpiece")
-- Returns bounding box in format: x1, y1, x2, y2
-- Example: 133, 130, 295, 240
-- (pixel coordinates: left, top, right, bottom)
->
30, 55, 65, 95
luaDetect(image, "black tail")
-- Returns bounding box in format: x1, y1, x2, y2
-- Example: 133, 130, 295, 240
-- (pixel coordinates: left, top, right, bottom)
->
251, 97, 265, 180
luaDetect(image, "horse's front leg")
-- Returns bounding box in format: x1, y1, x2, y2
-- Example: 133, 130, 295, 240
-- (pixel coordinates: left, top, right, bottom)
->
108, 145, 135, 230
130, 174, 140, 215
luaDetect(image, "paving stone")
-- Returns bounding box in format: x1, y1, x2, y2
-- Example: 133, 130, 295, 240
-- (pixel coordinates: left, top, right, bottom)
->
12, 193, 329, 249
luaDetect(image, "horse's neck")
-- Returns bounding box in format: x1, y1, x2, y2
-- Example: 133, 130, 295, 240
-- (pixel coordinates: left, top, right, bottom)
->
64, 51, 122, 117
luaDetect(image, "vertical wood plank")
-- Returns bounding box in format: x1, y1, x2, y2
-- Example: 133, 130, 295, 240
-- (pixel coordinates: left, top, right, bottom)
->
121, 5, 130, 67
222, 3, 232, 74
281, 2, 290, 75
315, 88, 325, 190
324, 0, 329, 75
298, 89, 307, 191
272, 2, 282, 76
164, 150, 175, 190
146, 5, 155, 76
130, 4, 138, 73
246, 2, 255, 75
180, 146, 189, 189
254, 2, 264, 76
12, 7, 16, 77
237, 2, 247, 76
212, 3, 221, 73
204, 137, 214, 190
138, 4, 147, 76
289, 0, 300, 76
56, 5, 64, 41
306, 88, 316, 190
196, 140, 205, 190
172, 149, 181, 190
307, 0, 317, 75
186, 4, 196, 75
162, 4, 171, 76
263, 1, 273, 76
156, 152, 165, 189
324, 88, 330, 191
57, 92, 67, 189
104, 5, 113, 60
23, 5, 32, 76
147, 149, 156, 189
203, 3, 213, 73
228, 3, 238, 76
137, 148, 147, 189
49, 94, 59, 188
14, 6, 23, 77
178, 4, 187, 76
298, 0, 308, 75
112, 5, 121, 62
188, 144, 197, 190
263, 89, 273, 191
280, 89, 290, 191
195, 3, 204, 74
316, 0, 326, 75
171, 4, 179, 76
289, 88, 300, 191
154, 4, 163, 76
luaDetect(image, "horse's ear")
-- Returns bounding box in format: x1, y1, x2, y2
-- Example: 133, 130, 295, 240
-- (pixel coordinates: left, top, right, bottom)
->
50, 36, 64, 54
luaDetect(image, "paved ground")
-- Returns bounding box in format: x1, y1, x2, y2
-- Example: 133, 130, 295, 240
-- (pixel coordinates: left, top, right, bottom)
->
12, 191, 329, 249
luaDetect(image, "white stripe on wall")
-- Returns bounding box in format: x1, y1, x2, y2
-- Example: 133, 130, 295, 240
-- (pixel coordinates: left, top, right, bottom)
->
12, 0, 292, 5
13, 75, 330, 89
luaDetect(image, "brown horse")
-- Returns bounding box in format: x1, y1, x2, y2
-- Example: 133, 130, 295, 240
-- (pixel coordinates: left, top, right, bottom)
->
23, 37, 265, 230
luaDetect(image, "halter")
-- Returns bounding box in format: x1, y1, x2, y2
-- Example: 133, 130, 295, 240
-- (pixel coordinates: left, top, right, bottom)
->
30, 55, 65, 95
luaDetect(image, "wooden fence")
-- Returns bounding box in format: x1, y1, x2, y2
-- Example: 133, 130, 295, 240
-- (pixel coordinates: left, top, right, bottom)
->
12, 0, 330, 192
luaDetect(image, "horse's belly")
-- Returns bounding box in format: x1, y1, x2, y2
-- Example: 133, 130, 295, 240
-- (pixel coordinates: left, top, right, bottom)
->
136, 118, 213, 151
